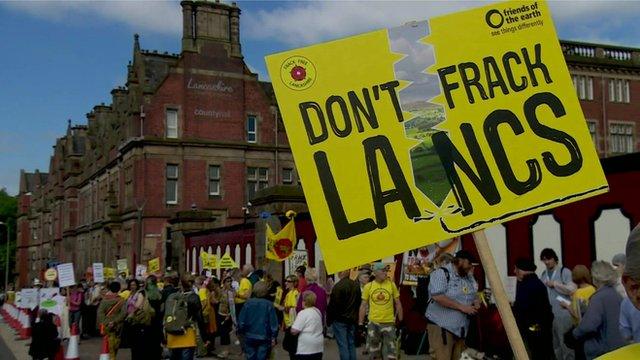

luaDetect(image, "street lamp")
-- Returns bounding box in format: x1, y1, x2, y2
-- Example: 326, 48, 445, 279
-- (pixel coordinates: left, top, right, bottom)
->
0, 221, 10, 291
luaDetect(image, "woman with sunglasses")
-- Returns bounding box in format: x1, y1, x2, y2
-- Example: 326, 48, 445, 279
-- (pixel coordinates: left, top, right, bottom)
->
280, 275, 300, 360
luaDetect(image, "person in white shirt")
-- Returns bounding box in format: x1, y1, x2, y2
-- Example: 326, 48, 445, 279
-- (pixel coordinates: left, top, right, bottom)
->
292, 291, 324, 360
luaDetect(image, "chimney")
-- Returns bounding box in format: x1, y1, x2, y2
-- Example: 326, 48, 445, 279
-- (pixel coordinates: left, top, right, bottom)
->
180, 0, 242, 57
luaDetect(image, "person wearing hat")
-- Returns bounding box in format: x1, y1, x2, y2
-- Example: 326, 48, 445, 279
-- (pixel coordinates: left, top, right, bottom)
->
513, 258, 554, 359
359, 262, 402, 359
425, 250, 479, 360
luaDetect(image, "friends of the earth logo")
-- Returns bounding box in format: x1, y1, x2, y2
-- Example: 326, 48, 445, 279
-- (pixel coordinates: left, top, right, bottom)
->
280, 55, 316, 91
485, 2, 544, 36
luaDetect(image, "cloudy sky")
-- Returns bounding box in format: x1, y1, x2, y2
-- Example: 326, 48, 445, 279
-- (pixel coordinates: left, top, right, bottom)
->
1, 0, 639, 195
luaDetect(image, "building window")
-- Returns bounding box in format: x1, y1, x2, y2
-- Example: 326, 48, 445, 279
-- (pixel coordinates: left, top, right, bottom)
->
587, 121, 597, 149
208, 165, 221, 196
166, 164, 179, 204
282, 168, 293, 184
247, 115, 257, 143
247, 167, 269, 200
572, 75, 593, 100
609, 79, 630, 103
609, 123, 634, 154
166, 109, 178, 138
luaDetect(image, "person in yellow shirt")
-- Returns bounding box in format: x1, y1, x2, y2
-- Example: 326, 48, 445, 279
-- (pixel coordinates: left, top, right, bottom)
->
561, 265, 596, 324
234, 265, 253, 317
359, 262, 402, 360
279, 275, 299, 359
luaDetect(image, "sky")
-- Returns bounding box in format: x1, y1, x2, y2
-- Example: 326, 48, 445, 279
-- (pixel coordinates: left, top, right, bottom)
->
1, 0, 639, 195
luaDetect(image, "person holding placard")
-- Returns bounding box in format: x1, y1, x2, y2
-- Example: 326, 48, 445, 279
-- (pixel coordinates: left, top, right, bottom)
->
540, 248, 577, 360
97, 282, 126, 360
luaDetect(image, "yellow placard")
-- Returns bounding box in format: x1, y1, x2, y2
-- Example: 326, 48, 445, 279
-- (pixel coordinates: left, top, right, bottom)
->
148, 258, 160, 273
200, 252, 219, 270
218, 253, 238, 269
265, 0, 608, 273
104, 267, 115, 279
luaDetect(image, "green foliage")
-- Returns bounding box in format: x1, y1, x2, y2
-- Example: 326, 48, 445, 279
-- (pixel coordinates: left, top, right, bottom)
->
0, 188, 17, 287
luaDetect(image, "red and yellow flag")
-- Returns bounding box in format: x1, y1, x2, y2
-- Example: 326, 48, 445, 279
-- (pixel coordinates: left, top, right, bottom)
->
266, 218, 297, 261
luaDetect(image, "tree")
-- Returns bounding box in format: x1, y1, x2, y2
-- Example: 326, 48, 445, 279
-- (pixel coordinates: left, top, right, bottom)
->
0, 188, 17, 289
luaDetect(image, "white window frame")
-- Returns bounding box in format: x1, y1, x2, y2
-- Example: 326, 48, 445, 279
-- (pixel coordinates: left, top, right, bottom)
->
282, 168, 294, 184
166, 164, 179, 204
166, 108, 178, 139
609, 79, 630, 103
609, 121, 635, 154
586, 120, 598, 151
208, 165, 221, 196
247, 115, 257, 143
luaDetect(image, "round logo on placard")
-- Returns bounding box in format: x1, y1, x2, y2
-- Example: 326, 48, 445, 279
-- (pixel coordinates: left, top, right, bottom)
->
280, 55, 316, 91
485, 9, 504, 29
44, 268, 57, 281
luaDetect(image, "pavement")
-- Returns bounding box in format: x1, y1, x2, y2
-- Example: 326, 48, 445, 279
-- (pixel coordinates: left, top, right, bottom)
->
0, 318, 424, 359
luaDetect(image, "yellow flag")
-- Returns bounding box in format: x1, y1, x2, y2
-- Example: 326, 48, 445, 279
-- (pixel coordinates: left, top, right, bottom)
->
266, 219, 297, 261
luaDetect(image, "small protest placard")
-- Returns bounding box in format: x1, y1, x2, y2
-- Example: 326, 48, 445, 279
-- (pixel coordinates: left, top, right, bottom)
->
93, 263, 104, 283
56, 263, 76, 288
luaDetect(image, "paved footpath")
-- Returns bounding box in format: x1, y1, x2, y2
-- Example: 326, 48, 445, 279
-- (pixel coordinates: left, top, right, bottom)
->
0, 318, 424, 359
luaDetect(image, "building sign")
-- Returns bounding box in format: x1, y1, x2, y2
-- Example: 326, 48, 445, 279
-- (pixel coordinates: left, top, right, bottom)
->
187, 78, 234, 93
194, 109, 232, 118
265, 0, 608, 273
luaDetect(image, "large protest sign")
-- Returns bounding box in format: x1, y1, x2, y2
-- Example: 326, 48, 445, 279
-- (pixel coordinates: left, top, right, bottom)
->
20, 288, 39, 310
56, 263, 76, 287
265, 0, 607, 273
39, 288, 62, 316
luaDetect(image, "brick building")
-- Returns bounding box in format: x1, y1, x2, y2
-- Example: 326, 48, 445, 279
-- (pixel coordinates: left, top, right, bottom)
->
15, 2, 640, 287
16, 0, 295, 286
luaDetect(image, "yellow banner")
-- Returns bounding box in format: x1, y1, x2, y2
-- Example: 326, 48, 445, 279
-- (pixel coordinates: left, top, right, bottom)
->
265, 0, 607, 273
266, 219, 297, 261
148, 258, 160, 273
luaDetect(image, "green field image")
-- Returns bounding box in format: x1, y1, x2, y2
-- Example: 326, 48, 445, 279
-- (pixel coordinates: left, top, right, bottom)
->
403, 102, 451, 206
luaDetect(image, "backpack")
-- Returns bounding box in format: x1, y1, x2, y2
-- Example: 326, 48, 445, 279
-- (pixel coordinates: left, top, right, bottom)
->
416, 267, 451, 313
163, 292, 191, 335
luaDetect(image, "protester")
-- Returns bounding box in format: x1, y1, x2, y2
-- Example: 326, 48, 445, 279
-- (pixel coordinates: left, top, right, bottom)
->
359, 262, 403, 360
512, 258, 554, 359
292, 291, 324, 360
69, 284, 84, 331
620, 296, 640, 343
29, 309, 60, 360
279, 275, 300, 359
235, 264, 253, 317
58, 287, 71, 340
425, 250, 479, 360
165, 276, 208, 360
327, 269, 361, 360
237, 281, 279, 360
540, 248, 577, 360
248, 268, 264, 286
611, 253, 628, 299
296, 266, 308, 293
144, 275, 164, 359
623, 225, 640, 310
125, 279, 149, 359
97, 281, 126, 360
203, 279, 219, 356
572, 261, 625, 359
561, 265, 596, 324
83, 280, 102, 338
296, 268, 328, 325
216, 275, 235, 358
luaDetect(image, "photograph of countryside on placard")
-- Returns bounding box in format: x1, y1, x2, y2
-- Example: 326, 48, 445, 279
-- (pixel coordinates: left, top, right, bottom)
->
403, 101, 450, 206
388, 21, 451, 207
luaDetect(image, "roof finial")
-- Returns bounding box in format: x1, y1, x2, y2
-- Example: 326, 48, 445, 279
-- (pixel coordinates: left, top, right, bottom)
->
67, 118, 71, 129
134, 33, 140, 53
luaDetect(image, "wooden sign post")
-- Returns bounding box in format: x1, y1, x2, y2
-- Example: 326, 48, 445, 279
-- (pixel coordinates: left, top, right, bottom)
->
473, 230, 529, 360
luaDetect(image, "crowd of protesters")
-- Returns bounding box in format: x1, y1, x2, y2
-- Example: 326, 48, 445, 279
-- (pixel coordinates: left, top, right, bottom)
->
3, 224, 640, 360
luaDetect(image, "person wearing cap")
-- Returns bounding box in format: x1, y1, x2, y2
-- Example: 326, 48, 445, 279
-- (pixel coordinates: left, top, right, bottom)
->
512, 258, 554, 359
425, 250, 479, 360
539, 248, 576, 360
611, 253, 628, 299
359, 262, 402, 359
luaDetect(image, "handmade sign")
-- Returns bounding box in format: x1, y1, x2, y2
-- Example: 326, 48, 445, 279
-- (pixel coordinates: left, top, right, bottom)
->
218, 253, 239, 269
265, 0, 607, 272
56, 263, 76, 287
266, 218, 297, 261
20, 288, 39, 310
44, 268, 58, 282
116, 259, 129, 274
200, 252, 219, 270
39, 288, 62, 316
93, 263, 105, 283
288, 250, 308, 275
148, 258, 160, 273
135, 264, 147, 279
104, 267, 116, 280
